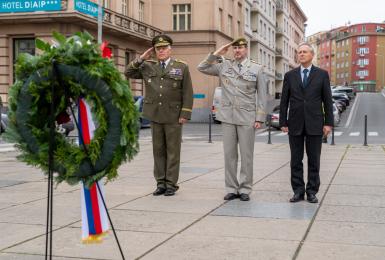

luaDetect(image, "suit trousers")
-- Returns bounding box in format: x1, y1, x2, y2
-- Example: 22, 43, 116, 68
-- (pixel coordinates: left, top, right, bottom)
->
222, 123, 256, 194
288, 133, 322, 195
151, 122, 182, 189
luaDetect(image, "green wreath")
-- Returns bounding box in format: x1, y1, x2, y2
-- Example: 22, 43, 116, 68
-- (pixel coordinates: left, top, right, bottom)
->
5, 31, 139, 186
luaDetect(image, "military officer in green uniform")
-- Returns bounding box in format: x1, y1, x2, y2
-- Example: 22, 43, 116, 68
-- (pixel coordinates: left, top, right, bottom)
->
125, 34, 193, 196
198, 38, 267, 201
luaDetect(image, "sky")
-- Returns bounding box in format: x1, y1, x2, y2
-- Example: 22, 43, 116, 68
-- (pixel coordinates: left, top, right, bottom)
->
296, 0, 385, 36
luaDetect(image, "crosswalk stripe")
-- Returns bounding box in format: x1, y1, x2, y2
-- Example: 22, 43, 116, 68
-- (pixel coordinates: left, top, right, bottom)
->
275, 132, 287, 136
333, 131, 343, 136
368, 132, 379, 136
349, 132, 360, 136
257, 132, 269, 136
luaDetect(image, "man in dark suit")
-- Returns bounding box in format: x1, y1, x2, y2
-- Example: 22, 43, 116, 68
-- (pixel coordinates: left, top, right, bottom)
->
125, 35, 194, 196
279, 42, 333, 203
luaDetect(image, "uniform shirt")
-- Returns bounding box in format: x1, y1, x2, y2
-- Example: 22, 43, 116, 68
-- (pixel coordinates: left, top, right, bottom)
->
198, 53, 267, 126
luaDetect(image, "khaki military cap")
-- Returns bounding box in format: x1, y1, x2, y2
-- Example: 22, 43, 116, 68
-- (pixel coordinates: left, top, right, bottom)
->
152, 34, 173, 47
231, 37, 248, 47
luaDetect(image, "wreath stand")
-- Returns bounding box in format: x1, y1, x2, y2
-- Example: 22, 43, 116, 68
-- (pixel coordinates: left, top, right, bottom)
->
44, 61, 125, 260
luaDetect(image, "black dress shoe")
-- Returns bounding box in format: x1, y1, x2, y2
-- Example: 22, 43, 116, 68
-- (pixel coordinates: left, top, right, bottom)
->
164, 188, 176, 196
224, 193, 238, 200
153, 187, 166, 196
239, 193, 250, 201
307, 194, 318, 203
289, 193, 304, 203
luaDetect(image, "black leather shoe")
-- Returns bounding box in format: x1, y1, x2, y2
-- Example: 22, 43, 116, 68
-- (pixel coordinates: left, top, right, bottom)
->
164, 188, 176, 196
239, 193, 250, 201
289, 193, 304, 203
307, 194, 318, 203
153, 187, 166, 196
224, 193, 238, 200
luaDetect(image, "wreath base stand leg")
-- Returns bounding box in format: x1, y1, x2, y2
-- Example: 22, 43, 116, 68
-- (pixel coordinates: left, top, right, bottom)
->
45, 62, 57, 260
53, 61, 126, 260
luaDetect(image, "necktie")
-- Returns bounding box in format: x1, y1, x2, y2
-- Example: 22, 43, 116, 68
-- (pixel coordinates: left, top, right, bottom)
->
238, 63, 242, 72
302, 68, 309, 87
161, 62, 166, 70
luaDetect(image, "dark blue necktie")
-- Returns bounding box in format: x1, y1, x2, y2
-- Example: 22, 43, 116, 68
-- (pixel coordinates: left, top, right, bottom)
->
302, 68, 309, 87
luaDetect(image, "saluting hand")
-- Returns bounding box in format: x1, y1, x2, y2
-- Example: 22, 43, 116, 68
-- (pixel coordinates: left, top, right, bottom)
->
213, 42, 232, 56
140, 47, 154, 60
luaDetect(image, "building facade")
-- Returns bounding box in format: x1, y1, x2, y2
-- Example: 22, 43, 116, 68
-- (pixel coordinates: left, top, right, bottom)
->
0, 0, 162, 105
312, 22, 385, 92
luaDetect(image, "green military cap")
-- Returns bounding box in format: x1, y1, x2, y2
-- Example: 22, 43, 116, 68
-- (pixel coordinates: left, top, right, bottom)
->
231, 37, 248, 47
152, 34, 173, 47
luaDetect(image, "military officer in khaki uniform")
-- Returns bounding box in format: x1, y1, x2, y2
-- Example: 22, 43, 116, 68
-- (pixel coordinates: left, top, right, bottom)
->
125, 35, 193, 196
198, 38, 267, 201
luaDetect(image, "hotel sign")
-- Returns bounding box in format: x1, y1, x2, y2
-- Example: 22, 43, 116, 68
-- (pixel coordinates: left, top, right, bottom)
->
0, 0, 61, 13
75, 0, 102, 18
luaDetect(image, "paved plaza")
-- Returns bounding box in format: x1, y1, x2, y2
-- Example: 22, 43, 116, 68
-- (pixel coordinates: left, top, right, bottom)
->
1, 139, 385, 259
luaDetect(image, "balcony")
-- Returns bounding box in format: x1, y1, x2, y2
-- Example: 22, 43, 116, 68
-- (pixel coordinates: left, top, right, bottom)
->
276, 47, 283, 56
275, 72, 283, 80
276, 0, 284, 13
276, 26, 284, 36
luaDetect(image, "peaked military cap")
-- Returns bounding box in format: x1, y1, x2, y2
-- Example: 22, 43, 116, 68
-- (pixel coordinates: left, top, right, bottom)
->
152, 34, 173, 47
231, 37, 248, 47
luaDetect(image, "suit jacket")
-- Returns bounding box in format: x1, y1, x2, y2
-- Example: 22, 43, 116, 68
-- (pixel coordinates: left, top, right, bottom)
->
125, 57, 194, 124
197, 53, 267, 126
279, 66, 333, 136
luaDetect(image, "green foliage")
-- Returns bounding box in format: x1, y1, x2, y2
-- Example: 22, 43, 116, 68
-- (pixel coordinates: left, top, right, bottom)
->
5, 31, 139, 186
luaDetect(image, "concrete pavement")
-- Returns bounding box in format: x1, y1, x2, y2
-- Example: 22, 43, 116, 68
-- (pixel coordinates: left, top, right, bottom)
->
1, 139, 385, 259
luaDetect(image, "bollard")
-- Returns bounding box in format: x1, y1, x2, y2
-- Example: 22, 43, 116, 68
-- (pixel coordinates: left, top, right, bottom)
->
331, 127, 335, 145
364, 114, 368, 146
267, 114, 272, 144
208, 110, 212, 143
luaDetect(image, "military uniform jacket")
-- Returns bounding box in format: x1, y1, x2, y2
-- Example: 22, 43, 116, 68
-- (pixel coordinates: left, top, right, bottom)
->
125, 58, 194, 124
198, 53, 267, 126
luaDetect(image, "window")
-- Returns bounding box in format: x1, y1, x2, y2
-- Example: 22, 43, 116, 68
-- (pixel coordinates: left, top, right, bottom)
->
356, 70, 368, 77
219, 8, 223, 31
245, 8, 250, 29
362, 25, 366, 32
13, 38, 35, 82
121, 0, 128, 15
357, 59, 369, 66
357, 36, 368, 44
228, 15, 233, 36
139, 1, 144, 22
173, 4, 191, 31
356, 47, 369, 55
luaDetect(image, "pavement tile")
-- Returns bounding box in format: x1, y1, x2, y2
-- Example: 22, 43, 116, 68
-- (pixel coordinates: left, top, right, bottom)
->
328, 184, 385, 195
141, 233, 298, 260
0, 223, 45, 251
4, 227, 170, 260
307, 220, 385, 247
297, 242, 385, 260
323, 192, 385, 207
212, 200, 318, 220
317, 205, 385, 223
183, 215, 308, 241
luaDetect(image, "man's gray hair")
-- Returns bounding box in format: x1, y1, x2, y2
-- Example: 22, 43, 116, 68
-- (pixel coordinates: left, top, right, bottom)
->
298, 42, 314, 54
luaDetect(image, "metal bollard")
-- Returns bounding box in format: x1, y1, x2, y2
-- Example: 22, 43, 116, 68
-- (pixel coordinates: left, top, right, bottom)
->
364, 114, 368, 146
331, 127, 335, 145
208, 110, 212, 143
267, 114, 272, 144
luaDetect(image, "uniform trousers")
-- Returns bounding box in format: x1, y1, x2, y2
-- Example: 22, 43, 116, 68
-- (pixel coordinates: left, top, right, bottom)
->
151, 122, 182, 189
222, 123, 256, 194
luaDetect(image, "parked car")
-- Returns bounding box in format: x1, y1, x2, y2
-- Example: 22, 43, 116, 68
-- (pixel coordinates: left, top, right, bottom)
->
334, 86, 355, 98
265, 105, 280, 129
0, 112, 8, 134
333, 103, 340, 126
211, 87, 222, 124
333, 99, 346, 113
332, 93, 349, 106
134, 96, 151, 128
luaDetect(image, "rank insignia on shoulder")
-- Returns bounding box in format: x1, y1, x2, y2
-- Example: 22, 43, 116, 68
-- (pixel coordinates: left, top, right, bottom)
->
175, 59, 187, 64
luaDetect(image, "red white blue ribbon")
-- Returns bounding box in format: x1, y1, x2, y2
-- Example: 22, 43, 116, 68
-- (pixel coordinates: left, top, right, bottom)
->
78, 98, 109, 242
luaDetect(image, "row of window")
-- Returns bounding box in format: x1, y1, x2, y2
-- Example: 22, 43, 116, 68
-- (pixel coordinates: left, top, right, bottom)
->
259, 19, 275, 47
336, 73, 349, 79
256, 0, 276, 19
